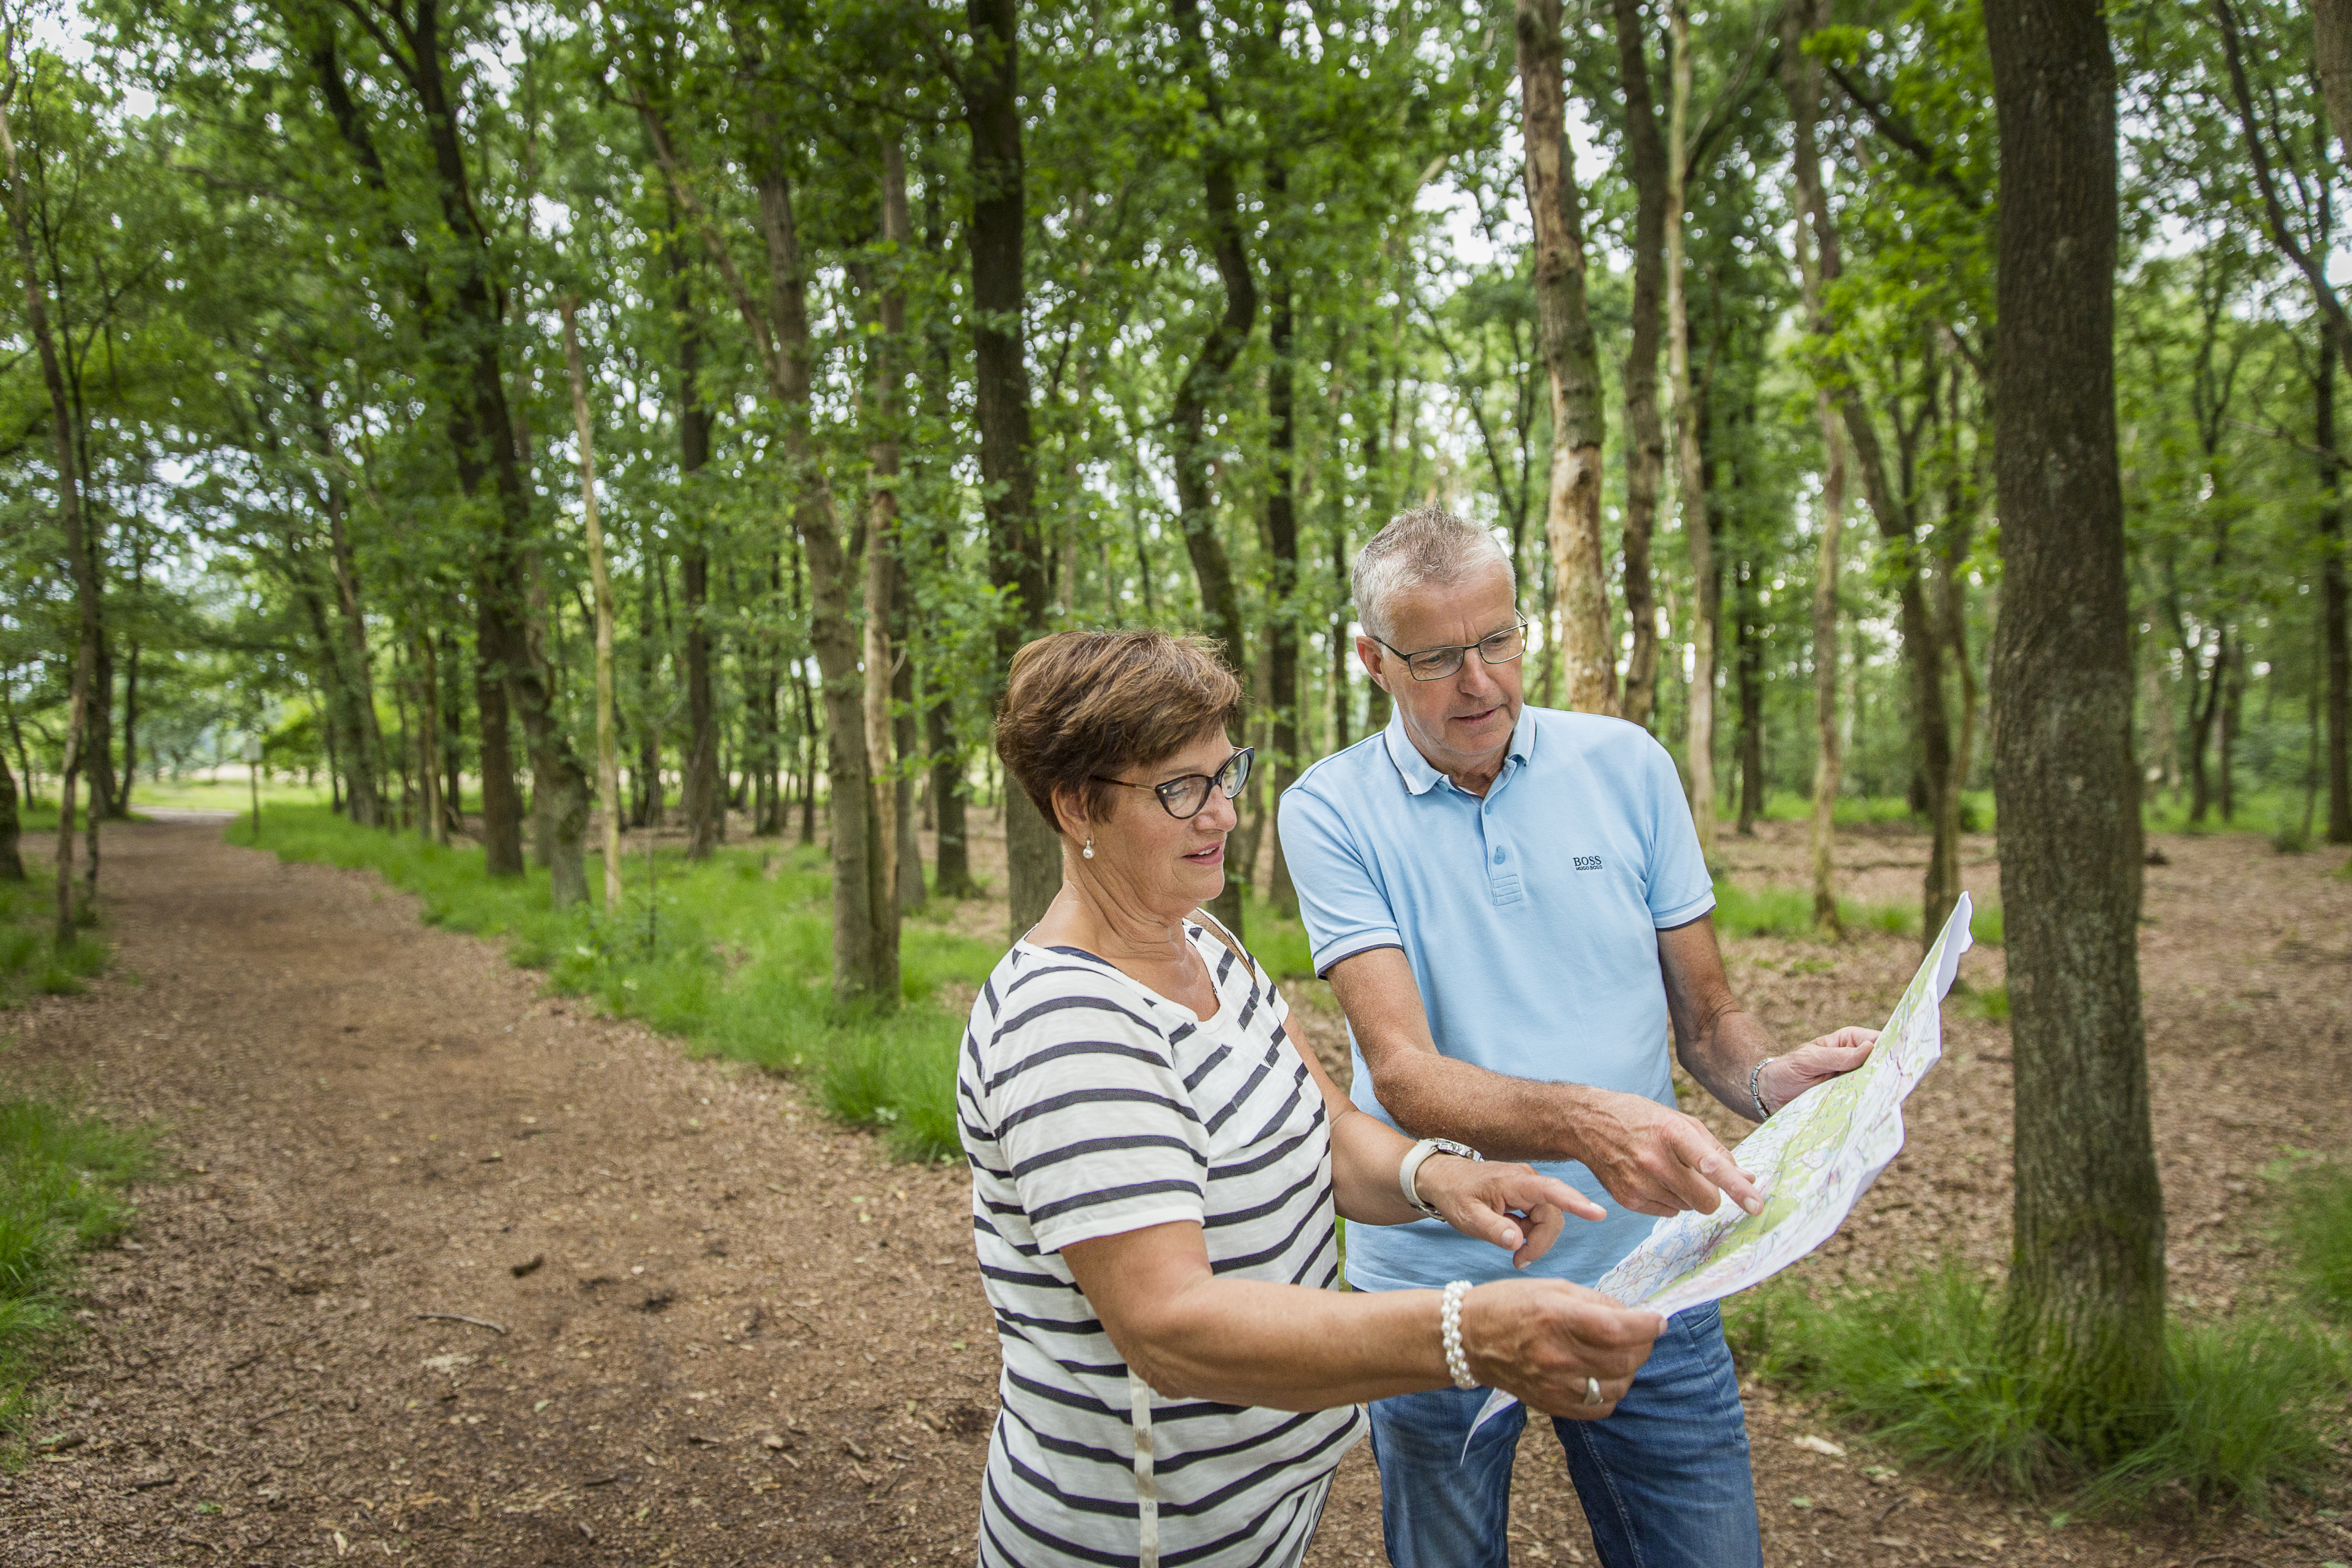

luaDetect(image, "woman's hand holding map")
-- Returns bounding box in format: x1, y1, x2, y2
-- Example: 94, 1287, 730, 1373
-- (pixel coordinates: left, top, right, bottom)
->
1452, 1278, 1666, 1420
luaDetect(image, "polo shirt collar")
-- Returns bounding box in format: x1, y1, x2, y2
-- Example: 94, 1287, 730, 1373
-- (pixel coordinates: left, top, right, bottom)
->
1381, 704, 1539, 796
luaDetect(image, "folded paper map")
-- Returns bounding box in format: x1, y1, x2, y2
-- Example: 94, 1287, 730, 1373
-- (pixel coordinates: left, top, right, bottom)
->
1467, 892, 1974, 1449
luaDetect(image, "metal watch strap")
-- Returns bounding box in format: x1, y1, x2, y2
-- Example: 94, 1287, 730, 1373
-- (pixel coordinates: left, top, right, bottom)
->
1399, 1138, 1480, 1216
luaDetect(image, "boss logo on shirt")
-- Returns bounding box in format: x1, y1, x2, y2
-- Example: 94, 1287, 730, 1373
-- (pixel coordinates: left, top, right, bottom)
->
1573, 855, 1604, 872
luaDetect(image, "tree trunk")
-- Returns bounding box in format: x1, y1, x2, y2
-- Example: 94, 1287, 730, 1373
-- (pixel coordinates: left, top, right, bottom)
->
439, 628, 465, 838
2218, 637, 2244, 822
1519, 0, 1617, 716
323, 475, 384, 828
2318, 309, 2350, 842
2316, 0, 2352, 175
1733, 557, 1763, 833
1166, 0, 1256, 940
0, 743, 21, 881
90, 601, 118, 822
675, 230, 719, 862
1785, 0, 1844, 929
1810, 422, 1846, 930
893, 588, 925, 912
2184, 621, 2223, 823
1666, 0, 1717, 863
635, 524, 664, 828
1842, 402, 1960, 935
1613, 0, 1667, 728
562, 298, 626, 911
964, 0, 1059, 942
473, 590, 526, 875
699, 128, 893, 1004
1, 78, 97, 942
1984, 0, 2167, 1457
1264, 165, 1303, 919
122, 637, 139, 810
1330, 506, 1353, 753
859, 125, 911, 985
415, 628, 446, 846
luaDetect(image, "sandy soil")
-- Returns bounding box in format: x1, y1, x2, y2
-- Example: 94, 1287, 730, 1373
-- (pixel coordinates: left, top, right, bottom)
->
0, 812, 2345, 1567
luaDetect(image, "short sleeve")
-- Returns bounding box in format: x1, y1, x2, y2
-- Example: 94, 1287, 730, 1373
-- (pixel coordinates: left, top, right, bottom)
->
980, 971, 1209, 1254
1278, 783, 1403, 976
1644, 736, 1716, 929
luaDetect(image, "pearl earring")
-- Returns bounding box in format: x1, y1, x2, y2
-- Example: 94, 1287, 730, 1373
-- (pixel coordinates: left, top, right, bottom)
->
1082, 837, 1095, 860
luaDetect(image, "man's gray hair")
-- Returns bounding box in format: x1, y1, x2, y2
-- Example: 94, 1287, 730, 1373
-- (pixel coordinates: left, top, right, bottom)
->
1351, 507, 1517, 643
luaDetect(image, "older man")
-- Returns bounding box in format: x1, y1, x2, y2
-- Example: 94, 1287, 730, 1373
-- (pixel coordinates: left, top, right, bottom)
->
1277, 508, 1877, 1568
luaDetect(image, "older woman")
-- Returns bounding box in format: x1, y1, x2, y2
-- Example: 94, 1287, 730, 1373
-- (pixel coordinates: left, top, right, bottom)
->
959, 630, 1666, 1568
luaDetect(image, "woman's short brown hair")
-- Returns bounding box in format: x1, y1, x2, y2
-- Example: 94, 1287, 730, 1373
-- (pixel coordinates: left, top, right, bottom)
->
996, 630, 1242, 828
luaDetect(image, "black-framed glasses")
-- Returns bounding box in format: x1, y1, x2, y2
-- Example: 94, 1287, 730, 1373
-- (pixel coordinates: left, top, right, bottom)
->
1093, 747, 1254, 821
1372, 619, 1530, 682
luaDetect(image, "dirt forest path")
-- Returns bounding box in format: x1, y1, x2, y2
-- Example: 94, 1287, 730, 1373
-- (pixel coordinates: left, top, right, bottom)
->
1, 817, 2348, 1568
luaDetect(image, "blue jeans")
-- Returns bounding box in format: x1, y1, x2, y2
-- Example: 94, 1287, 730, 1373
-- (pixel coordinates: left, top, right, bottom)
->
1366, 1301, 1762, 1568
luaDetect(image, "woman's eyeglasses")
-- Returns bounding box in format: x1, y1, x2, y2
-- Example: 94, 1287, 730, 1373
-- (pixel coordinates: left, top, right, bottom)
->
1372, 619, 1529, 681
1093, 747, 1254, 821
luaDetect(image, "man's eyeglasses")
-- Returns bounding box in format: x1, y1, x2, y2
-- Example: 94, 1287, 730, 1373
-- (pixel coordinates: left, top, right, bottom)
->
1371, 620, 1530, 682
1093, 747, 1254, 821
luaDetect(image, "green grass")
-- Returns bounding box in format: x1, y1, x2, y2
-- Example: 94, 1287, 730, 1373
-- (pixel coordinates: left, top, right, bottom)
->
1709, 879, 1919, 941
1241, 891, 1316, 982
127, 777, 335, 814
0, 1098, 159, 1437
1704, 879, 2004, 948
1726, 1261, 2350, 1518
2279, 1160, 2352, 1323
242, 806, 1000, 1160
1957, 981, 2010, 1021
2143, 788, 2305, 840
1752, 791, 1971, 829
0, 879, 105, 1004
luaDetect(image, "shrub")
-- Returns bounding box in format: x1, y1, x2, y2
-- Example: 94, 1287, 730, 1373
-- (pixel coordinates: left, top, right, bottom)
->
1724, 1263, 2348, 1517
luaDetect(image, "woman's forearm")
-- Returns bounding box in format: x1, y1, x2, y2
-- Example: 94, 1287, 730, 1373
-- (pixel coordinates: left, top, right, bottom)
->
1118, 1275, 1449, 1410
1327, 1104, 1429, 1225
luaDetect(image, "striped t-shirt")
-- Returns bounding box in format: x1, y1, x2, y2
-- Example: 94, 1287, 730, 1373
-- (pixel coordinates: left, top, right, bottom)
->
958, 924, 1365, 1568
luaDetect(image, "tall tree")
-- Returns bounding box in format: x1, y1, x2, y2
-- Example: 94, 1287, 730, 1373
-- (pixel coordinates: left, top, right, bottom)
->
1613, 0, 1668, 729
1984, 0, 2167, 1455
672, 214, 721, 862
1666, 0, 1717, 861
861, 124, 910, 978
961, 0, 1057, 939
1785, 0, 1844, 931
560, 298, 624, 912
1517, 0, 1617, 716
1166, 0, 1255, 935
0, 41, 97, 943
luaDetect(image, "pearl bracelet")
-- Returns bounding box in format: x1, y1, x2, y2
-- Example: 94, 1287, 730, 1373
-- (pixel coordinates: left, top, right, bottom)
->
1440, 1280, 1476, 1390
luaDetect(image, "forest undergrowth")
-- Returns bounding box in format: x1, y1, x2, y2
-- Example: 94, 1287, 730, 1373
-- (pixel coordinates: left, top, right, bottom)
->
0, 865, 153, 1447
1724, 1156, 2352, 1520
0, 858, 106, 1007
0, 1098, 158, 1446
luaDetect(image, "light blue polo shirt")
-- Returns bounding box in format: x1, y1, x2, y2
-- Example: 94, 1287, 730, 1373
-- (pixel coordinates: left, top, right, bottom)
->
1276, 703, 1715, 1294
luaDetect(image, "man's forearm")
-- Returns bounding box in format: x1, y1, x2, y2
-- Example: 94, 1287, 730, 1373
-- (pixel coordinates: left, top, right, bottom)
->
1362, 1049, 1628, 1166
1678, 1004, 1777, 1123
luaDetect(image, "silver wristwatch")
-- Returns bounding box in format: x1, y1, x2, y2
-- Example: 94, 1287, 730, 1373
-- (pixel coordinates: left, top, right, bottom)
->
1399, 1138, 1481, 1217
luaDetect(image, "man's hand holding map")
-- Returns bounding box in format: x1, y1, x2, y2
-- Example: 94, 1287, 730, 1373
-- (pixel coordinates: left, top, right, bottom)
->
1469, 893, 1976, 1445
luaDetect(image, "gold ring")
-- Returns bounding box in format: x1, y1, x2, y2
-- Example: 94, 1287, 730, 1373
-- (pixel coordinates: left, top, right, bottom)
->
1583, 1376, 1604, 1407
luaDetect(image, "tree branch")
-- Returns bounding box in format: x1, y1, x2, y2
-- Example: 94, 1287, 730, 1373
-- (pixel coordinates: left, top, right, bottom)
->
1821, 58, 1983, 211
